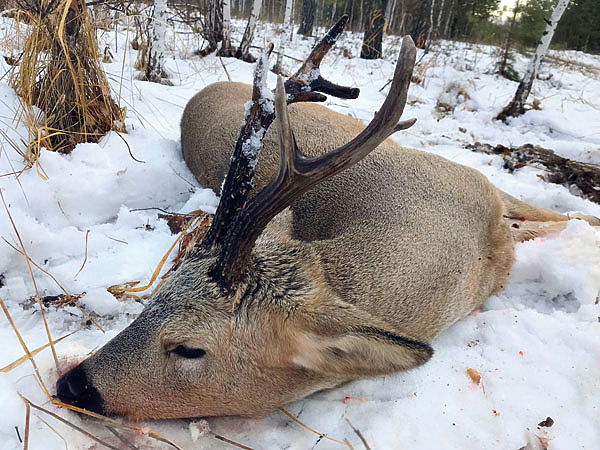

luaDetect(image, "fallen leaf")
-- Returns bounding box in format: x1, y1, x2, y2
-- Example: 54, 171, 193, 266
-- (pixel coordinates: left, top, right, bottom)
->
467, 368, 481, 384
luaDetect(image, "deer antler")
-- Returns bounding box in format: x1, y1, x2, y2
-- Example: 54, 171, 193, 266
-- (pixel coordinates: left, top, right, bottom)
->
284, 15, 359, 104
202, 16, 359, 251
211, 36, 418, 285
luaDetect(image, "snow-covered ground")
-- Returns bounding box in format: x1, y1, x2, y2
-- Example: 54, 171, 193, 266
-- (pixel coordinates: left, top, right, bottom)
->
1, 15, 600, 450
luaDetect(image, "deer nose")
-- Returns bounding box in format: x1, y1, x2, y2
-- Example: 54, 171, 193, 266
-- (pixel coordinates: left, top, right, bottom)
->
56, 364, 105, 414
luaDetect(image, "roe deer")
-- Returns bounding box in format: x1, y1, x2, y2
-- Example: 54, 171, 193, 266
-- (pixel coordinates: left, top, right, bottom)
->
56, 17, 599, 420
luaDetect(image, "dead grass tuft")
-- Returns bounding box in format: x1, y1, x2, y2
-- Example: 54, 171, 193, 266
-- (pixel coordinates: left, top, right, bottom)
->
9, 0, 125, 160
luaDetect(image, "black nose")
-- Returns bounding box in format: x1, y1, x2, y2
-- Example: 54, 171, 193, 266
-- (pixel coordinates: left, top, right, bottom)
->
56, 364, 105, 414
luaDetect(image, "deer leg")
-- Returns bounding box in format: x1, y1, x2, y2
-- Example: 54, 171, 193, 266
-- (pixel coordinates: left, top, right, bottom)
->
507, 219, 600, 243
499, 190, 600, 226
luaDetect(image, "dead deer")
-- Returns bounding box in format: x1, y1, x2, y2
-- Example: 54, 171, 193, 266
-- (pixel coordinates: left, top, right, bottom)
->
56, 17, 599, 420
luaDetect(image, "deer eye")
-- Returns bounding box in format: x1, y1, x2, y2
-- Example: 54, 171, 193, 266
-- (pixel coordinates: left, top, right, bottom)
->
171, 345, 206, 359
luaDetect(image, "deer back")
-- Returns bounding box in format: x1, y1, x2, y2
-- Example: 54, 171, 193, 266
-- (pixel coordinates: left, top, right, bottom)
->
181, 81, 515, 341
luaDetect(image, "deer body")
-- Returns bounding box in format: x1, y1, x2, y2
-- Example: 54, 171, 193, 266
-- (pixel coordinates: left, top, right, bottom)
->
182, 81, 514, 342
56, 29, 597, 421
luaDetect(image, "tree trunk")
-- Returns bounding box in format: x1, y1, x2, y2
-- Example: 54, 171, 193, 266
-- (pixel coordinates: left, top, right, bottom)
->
274, 0, 293, 73
146, 0, 169, 83
361, 0, 387, 59
435, 0, 445, 37
498, 0, 520, 80
220, 0, 234, 56
237, 0, 262, 61
298, 0, 316, 36
358, 0, 364, 31
398, 10, 407, 35
330, 1, 337, 25
443, 0, 454, 37
198, 0, 223, 56
423, 0, 436, 50
410, 0, 431, 47
319, 0, 325, 26
496, 0, 571, 121
383, 0, 395, 35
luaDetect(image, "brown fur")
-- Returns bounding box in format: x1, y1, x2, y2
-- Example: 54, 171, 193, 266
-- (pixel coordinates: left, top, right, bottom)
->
56, 81, 599, 420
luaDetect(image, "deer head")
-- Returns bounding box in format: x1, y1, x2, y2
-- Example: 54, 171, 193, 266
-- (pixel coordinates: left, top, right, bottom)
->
55, 18, 419, 420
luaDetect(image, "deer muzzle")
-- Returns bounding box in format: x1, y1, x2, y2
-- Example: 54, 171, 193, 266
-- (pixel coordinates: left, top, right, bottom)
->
56, 363, 105, 415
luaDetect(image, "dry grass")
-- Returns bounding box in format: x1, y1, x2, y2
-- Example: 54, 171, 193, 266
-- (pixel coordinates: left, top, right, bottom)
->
9, 0, 124, 161
108, 210, 211, 301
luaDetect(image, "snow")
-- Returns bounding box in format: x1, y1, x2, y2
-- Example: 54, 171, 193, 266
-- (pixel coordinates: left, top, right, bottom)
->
0, 15, 599, 450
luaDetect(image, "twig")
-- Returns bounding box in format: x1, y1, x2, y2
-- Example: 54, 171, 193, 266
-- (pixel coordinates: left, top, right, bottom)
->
23, 398, 30, 450
1, 330, 76, 373
213, 434, 255, 450
1, 237, 103, 332
35, 415, 69, 450
103, 234, 128, 245
50, 399, 183, 449
73, 229, 90, 279
114, 130, 145, 163
249, 45, 303, 62
345, 418, 371, 450
279, 407, 351, 448
106, 425, 139, 450
218, 55, 232, 82
20, 395, 122, 450
0, 297, 50, 397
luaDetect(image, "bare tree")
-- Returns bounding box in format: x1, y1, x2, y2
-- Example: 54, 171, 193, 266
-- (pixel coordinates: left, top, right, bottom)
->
146, 0, 169, 83
361, 0, 387, 59
410, 0, 431, 47
497, 0, 520, 81
435, 0, 445, 38
237, 0, 263, 61
274, 0, 293, 73
424, 0, 436, 50
220, 0, 234, 55
197, 0, 223, 56
497, 0, 571, 121
298, 0, 316, 35
384, 0, 396, 35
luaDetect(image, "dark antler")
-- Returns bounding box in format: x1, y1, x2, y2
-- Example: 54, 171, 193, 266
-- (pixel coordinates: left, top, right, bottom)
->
202, 16, 359, 251
284, 15, 360, 104
212, 36, 418, 285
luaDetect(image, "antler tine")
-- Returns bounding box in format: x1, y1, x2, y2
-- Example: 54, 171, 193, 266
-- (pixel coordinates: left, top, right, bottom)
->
201, 47, 275, 249
212, 37, 418, 285
202, 18, 357, 254
285, 15, 360, 104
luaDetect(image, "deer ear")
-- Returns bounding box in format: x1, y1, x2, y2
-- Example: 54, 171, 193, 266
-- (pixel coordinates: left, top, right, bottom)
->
291, 301, 433, 377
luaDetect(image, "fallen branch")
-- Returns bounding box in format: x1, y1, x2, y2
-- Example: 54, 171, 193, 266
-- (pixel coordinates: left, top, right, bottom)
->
466, 142, 600, 204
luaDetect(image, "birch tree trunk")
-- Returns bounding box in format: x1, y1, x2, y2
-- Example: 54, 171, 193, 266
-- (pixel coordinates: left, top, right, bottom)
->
237, 0, 262, 61
146, 0, 169, 83
424, 0, 436, 49
330, 1, 337, 25
443, 0, 454, 37
220, 0, 233, 56
435, 0, 445, 36
383, 0, 395, 35
398, 11, 406, 35
274, 0, 293, 73
496, 0, 571, 121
